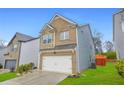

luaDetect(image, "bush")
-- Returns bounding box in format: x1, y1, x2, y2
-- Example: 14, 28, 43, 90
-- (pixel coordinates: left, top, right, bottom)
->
115, 59, 124, 77
102, 51, 116, 59
23, 64, 29, 73
115, 59, 124, 73
28, 63, 34, 70
16, 63, 33, 75
17, 65, 24, 75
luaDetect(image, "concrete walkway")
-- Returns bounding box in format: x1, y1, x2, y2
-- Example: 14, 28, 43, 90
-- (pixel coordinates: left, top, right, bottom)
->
0, 71, 68, 85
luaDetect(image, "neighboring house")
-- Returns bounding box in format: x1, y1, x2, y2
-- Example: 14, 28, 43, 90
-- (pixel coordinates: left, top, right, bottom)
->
4, 32, 34, 70
19, 38, 40, 68
113, 10, 124, 59
0, 48, 5, 67
39, 14, 95, 75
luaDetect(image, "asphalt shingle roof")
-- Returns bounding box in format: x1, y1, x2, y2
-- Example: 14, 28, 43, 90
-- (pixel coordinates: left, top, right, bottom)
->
8, 32, 34, 46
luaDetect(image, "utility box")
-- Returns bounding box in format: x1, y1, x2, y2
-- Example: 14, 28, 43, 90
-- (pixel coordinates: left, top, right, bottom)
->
96, 55, 106, 66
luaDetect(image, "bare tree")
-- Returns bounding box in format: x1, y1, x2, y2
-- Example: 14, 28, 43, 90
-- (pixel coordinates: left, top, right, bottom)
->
103, 41, 114, 52
93, 31, 103, 53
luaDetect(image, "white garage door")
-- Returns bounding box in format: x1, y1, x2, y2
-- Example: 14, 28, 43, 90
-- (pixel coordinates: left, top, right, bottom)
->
42, 56, 72, 74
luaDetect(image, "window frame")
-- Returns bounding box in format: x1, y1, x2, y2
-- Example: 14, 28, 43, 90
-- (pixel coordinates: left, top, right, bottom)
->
42, 34, 53, 44
60, 31, 69, 40
11, 43, 18, 52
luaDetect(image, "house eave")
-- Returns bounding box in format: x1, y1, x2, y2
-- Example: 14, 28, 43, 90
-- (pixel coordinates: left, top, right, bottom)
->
49, 13, 77, 25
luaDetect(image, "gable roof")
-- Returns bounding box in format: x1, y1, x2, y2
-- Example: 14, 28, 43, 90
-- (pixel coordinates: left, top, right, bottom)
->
40, 24, 54, 34
7, 32, 34, 46
49, 14, 77, 25
113, 9, 124, 15
40, 14, 77, 33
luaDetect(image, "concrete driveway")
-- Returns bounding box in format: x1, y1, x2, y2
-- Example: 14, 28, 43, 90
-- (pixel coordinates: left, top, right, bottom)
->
0, 71, 68, 85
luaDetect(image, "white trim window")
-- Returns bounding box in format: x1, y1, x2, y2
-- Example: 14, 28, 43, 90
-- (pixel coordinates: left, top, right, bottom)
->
11, 43, 18, 52
43, 34, 52, 44
60, 31, 69, 40
121, 15, 124, 32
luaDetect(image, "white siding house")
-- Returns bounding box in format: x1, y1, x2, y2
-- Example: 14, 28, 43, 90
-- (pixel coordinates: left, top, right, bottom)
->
113, 10, 124, 59
76, 24, 96, 72
0, 49, 5, 66
19, 38, 40, 67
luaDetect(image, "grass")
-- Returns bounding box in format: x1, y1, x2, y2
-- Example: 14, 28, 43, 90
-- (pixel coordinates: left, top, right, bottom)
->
59, 62, 124, 85
0, 72, 17, 82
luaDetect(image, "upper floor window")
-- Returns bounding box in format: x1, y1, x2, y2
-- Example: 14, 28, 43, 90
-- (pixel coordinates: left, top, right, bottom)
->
43, 34, 52, 44
121, 15, 124, 32
60, 31, 69, 40
11, 43, 18, 52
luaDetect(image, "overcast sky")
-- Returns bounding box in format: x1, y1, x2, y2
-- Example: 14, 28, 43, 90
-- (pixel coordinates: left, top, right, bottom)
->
0, 8, 119, 44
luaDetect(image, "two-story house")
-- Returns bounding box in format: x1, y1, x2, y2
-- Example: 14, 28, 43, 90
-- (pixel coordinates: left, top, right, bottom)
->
39, 14, 95, 75
4, 32, 34, 70
113, 10, 124, 59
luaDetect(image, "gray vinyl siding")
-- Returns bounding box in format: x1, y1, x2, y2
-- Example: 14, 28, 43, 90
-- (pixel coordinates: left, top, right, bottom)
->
114, 12, 124, 59
0, 49, 5, 66
84, 25, 96, 64
76, 25, 95, 71
19, 38, 40, 67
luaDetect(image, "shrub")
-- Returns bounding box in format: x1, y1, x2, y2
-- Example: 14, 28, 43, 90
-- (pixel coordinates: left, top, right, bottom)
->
115, 59, 124, 77
0, 63, 3, 69
17, 65, 24, 75
23, 64, 29, 73
102, 51, 116, 59
30, 63, 34, 68
16, 63, 33, 75
115, 59, 124, 73
28, 63, 33, 70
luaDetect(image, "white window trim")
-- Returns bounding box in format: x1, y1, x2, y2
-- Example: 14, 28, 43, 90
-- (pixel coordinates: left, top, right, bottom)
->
60, 31, 69, 40
11, 43, 18, 52
43, 34, 53, 44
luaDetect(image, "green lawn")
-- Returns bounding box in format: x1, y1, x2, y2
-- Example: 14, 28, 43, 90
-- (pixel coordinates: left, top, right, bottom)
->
59, 62, 124, 85
0, 72, 17, 82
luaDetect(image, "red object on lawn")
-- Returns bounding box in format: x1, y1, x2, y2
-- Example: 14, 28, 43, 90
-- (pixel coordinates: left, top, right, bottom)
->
96, 55, 106, 66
